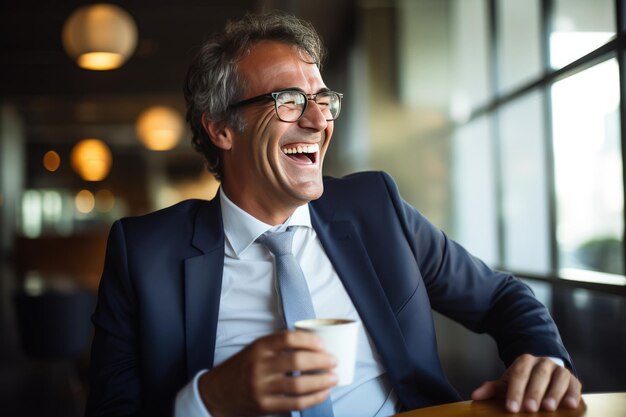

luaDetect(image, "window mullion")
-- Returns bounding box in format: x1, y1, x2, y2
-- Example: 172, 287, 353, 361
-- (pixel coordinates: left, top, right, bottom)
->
488, 0, 506, 269
616, 0, 626, 275
540, 0, 559, 277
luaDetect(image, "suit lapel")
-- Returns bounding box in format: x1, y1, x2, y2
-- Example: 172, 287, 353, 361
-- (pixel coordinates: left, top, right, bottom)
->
184, 196, 225, 379
309, 206, 413, 390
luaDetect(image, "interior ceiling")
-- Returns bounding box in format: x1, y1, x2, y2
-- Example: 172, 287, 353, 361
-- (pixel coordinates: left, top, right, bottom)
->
0, 0, 356, 148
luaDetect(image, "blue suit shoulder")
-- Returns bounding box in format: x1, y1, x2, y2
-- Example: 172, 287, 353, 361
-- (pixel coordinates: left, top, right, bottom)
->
118, 199, 207, 228
112, 199, 213, 249
322, 170, 397, 196
317, 171, 405, 218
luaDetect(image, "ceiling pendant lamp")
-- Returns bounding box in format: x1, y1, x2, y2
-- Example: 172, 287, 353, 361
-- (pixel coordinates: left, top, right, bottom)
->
136, 106, 184, 151
62, 3, 138, 71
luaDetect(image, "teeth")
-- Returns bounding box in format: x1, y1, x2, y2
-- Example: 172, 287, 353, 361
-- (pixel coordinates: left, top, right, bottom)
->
282, 143, 319, 155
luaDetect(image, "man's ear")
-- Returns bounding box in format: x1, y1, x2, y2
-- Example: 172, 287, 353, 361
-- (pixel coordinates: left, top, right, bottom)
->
201, 112, 234, 150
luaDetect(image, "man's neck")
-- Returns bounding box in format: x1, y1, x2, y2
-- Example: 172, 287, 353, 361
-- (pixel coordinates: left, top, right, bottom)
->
220, 186, 301, 226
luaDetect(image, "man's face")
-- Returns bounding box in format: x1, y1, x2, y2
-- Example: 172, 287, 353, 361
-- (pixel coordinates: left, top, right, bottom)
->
219, 41, 334, 223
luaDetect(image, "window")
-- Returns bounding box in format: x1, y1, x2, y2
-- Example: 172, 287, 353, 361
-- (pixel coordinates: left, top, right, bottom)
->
450, 0, 490, 122
499, 91, 551, 274
497, 0, 542, 94
452, 115, 498, 265
550, 0, 615, 69
552, 58, 624, 276
450, 0, 626, 285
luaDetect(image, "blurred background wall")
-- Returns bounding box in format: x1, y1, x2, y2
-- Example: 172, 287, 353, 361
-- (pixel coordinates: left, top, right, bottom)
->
1, 0, 625, 416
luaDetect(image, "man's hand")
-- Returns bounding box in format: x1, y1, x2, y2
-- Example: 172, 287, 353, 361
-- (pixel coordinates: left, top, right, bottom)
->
471, 354, 582, 413
198, 330, 338, 417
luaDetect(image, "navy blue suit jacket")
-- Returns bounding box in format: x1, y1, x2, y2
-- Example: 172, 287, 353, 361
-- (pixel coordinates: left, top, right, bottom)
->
86, 171, 572, 417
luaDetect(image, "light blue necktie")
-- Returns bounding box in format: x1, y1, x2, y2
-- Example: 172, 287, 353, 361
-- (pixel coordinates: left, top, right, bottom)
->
258, 227, 335, 417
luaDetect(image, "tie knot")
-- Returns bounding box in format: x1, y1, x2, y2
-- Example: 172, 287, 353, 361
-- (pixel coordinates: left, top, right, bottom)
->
257, 227, 296, 256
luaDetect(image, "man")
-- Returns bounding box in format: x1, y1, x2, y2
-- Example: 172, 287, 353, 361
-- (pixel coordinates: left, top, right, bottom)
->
86, 12, 582, 417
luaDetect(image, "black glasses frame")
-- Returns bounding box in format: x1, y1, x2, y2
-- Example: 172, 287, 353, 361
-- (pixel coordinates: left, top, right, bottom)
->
229, 90, 344, 122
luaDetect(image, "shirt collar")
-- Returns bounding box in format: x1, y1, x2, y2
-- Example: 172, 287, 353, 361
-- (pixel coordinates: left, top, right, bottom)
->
219, 187, 312, 256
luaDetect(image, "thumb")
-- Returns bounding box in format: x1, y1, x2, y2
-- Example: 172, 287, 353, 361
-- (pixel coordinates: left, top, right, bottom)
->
471, 380, 507, 401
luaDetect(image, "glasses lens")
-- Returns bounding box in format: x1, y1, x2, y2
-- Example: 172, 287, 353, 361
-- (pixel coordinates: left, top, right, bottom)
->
275, 91, 306, 122
274, 91, 342, 122
315, 92, 341, 121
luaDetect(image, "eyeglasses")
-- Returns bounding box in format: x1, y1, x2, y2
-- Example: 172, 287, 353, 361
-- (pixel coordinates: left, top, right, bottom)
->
229, 90, 343, 122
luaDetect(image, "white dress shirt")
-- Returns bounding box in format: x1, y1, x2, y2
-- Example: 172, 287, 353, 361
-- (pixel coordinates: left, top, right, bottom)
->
175, 189, 399, 417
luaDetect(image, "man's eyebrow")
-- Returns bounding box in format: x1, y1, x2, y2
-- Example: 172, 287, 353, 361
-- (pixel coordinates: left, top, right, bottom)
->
277, 87, 332, 94
276, 87, 305, 93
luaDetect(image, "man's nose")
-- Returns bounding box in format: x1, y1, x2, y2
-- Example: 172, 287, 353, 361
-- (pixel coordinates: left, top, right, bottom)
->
298, 99, 329, 131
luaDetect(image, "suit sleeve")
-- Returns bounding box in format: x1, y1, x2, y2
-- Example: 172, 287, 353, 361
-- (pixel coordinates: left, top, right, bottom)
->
378, 171, 574, 371
85, 220, 142, 416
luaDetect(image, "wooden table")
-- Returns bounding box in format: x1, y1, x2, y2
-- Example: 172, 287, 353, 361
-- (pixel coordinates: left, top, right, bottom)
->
394, 392, 626, 417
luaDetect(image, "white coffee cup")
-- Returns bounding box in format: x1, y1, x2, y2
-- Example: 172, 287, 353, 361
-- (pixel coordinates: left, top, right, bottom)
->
295, 318, 360, 386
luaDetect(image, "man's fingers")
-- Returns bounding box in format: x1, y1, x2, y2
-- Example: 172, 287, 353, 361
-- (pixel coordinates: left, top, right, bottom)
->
472, 355, 583, 414
261, 388, 333, 412
268, 372, 338, 396
562, 375, 583, 409
542, 371, 582, 411
260, 330, 325, 353
504, 354, 535, 413
271, 350, 337, 374
540, 365, 571, 411
521, 358, 556, 412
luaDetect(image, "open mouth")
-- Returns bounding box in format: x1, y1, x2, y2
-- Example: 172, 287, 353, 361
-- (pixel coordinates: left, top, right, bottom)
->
282, 143, 319, 164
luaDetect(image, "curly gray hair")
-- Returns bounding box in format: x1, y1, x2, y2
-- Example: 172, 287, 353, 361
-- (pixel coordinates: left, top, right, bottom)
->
183, 11, 327, 180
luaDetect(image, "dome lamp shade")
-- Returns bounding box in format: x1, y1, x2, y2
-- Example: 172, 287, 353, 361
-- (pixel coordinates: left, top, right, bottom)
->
62, 3, 138, 71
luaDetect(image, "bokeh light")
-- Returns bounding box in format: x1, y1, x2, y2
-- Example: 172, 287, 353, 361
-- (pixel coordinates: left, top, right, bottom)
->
136, 106, 184, 151
75, 189, 95, 213
70, 139, 112, 181
43, 150, 61, 172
